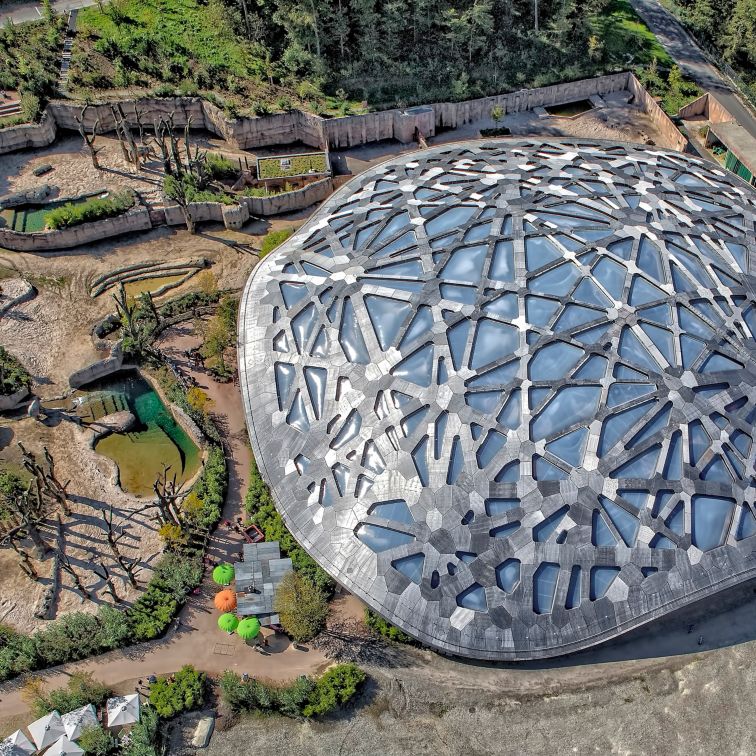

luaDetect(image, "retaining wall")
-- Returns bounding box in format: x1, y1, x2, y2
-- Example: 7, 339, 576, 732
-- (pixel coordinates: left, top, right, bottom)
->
0, 71, 686, 156
678, 92, 734, 124
241, 177, 333, 216
0, 205, 153, 252
625, 74, 687, 151
69, 343, 131, 388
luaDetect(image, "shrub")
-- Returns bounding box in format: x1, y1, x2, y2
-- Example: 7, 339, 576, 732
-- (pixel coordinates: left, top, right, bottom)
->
0, 346, 32, 396
33, 612, 104, 665
206, 153, 238, 180
158, 290, 222, 318
0, 624, 39, 682
121, 707, 160, 756
44, 189, 136, 230
20, 93, 42, 122
302, 664, 366, 717
245, 457, 334, 592
219, 664, 365, 718
184, 445, 226, 530
77, 725, 116, 756
25, 672, 111, 718
274, 571, 329, 643
364, 608, 416, 644
259, 227, 294, 257
149, 665, 205, 717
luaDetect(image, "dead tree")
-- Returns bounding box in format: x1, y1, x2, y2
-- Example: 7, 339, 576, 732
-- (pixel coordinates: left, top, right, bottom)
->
153, 465, 187, 528
89, 554, 122, 603
60, 553, 91, 600
9, 538, 38, 579
111, 104, 141, 169
75, 104, 102, 170
102, 502, 126, 559
19, 443, 70, 516
0, 477, 49, 559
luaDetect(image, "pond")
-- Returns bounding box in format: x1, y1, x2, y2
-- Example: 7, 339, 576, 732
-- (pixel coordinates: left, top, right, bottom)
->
74, 371, 201, 497
545, 99, 594, 118
0, 192, 111, 233
123, 273, 187, 300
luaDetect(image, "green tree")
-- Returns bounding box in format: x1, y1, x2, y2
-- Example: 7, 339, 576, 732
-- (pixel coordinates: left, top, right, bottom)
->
274, 570, 329, 642
149, 665, 206, 717
302, 663, 366, 717
78, 725, 116, 756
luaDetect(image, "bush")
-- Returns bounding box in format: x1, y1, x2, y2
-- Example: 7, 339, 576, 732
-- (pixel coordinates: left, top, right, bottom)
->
77, 725, 116, 756
121, 707, 161, 756
219, 664, 365, 718
158, 290, 222, 318
183, 445, 226, 530
149, 665, 205, 717
302, 664, 366, 717
364, 608, 416, 644
25, 672, 111, 718
33, 612, 104, 666
245, 457, 334, 593
0, 346, 32, 396
44, 189, 136, 230
274, 571, 329, 643
206, 153, 238, 180
0, 624, 39, 682
259, 227, 294, 257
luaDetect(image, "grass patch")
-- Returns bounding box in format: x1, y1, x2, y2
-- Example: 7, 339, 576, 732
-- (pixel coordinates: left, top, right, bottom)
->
44, 189, 136, 230
259, 227, 294, 257
257, 153, 329, 180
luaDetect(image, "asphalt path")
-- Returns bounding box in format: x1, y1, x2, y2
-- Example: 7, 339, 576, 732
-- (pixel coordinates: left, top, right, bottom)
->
628, 0, 756, 137
0, 0, 96, 25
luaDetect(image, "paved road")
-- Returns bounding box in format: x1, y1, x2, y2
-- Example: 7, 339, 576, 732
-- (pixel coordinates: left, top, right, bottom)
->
0, 0, 96, 24
628, 0, 756, 138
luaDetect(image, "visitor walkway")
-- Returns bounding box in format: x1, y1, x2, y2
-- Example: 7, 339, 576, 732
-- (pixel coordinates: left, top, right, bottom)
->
0, 0, 96, 25
627, 0, 756, 139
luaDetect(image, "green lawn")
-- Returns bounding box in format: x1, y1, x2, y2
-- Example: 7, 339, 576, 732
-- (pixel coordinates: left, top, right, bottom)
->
591, 0, 674, 68
257, 153, 330, 180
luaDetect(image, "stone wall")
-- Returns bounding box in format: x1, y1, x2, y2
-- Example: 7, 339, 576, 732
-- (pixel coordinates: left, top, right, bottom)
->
241, 177, 333, 216
0, 205, 152, 252
430, 72, 631, 129
625, 73, 687, 151
678, 92, 734, 124
0, 111, 57, 154
0, 387, 30, 411
0, 71, 685, 157
69, 343, 130, 388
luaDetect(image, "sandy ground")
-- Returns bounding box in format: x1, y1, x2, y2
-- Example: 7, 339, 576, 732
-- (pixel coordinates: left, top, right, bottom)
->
0, 415, 163, 632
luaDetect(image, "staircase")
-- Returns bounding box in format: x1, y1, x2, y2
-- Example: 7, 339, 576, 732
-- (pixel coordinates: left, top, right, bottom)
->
58, 10, 78, 92
0, 99, 21, 119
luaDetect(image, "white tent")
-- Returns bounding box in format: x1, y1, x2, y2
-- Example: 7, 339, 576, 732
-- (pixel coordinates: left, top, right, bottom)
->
28, 711, 65, 751
106, 694, 140, 727
44, 736, 84, 756
0, 729, 36, 756
61, 704, 98, 741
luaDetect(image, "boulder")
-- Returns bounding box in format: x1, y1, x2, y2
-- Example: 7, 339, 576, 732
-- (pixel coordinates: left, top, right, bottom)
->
89, 410, 136, 437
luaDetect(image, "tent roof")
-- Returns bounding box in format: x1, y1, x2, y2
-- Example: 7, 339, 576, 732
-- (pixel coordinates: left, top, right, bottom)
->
28, 711, 65, 750
61, 704, 98, 740
106, 694, 140, 727
0, 729, 35, 756
45, 735, 85, 756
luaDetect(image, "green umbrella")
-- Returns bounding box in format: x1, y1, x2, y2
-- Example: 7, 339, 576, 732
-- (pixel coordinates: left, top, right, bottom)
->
237, 617, 261, 640
212, 563, 235, 586
218, 613, 239, 632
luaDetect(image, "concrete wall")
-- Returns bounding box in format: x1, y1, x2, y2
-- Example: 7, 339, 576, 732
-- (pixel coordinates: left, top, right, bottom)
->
241, 177, 333, 216
0, 72, 686, 157
678, 92, 734, 124
0, 111, 57, 154
0, 205, 152, 252
625, 73, 687, 152
69, 343, 130, 388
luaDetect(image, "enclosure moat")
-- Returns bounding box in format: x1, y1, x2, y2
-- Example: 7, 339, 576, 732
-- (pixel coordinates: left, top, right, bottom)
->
73, 371, 201, 496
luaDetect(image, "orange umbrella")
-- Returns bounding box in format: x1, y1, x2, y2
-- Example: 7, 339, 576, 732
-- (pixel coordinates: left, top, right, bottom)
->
213, 589, 237, 612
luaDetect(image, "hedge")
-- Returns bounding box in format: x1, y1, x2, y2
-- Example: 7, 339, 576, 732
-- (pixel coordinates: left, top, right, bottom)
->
44, 189, 136, 230
245, 457, 334, 593
149, 665, 206, 717
219, 663, 365, 718
364, 608, 416, 644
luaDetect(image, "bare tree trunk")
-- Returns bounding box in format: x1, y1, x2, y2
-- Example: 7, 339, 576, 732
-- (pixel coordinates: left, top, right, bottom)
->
61, 555, 91, 600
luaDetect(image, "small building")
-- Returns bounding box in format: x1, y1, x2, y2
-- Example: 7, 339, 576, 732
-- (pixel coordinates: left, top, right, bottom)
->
234, 541, 292, 625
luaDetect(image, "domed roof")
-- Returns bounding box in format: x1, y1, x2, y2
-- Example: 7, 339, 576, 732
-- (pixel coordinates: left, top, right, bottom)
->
239, 140, 756, 660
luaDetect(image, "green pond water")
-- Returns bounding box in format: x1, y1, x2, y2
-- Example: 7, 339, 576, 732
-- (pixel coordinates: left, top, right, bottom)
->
76, 372, 201, 497
0, 193, 110, 233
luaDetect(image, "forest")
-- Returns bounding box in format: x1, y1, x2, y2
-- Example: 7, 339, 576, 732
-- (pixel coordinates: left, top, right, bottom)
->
660, 0, 755, 96
0, 0, 713, 116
